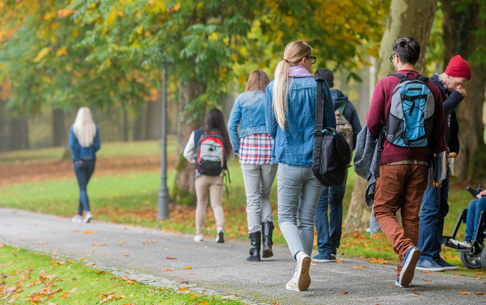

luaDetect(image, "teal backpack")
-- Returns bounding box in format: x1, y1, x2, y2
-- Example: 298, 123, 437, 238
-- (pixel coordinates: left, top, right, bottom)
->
384, 73, 435, 148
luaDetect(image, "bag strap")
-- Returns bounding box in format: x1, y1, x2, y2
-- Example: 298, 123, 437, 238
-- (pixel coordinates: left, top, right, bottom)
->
194, 129, 203, 147
335, 100, 348, 115
387, 73, 407, 81
315, 79, 326, 131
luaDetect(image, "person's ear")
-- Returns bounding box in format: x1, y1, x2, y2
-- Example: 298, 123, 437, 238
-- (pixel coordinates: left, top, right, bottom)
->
331, 82, 335, 88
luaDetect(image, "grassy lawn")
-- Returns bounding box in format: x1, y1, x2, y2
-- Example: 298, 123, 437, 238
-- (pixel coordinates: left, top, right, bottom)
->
0, 141, 482, 271
0, 244, 241, 305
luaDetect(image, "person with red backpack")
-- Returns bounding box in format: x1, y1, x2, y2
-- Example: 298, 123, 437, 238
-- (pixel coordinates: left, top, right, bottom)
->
183, 108, 234, 243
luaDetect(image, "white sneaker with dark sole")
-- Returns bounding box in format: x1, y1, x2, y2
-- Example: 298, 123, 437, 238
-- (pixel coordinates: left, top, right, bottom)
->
194, 234, 204, 242
83, 214, 92, 223
295, 251, 311, 291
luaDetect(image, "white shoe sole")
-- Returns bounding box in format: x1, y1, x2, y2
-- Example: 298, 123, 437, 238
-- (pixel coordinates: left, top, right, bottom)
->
416, 266, 445, 272
313, 259, 331, 263
399, 248, 420, 287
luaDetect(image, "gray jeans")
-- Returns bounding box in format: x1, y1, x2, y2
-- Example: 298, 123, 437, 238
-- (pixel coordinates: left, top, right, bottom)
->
241, 164, 278, 233
277, 164, 323, 258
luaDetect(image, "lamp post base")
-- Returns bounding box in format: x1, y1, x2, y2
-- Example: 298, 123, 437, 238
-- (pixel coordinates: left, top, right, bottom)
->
157, 187, 170, 220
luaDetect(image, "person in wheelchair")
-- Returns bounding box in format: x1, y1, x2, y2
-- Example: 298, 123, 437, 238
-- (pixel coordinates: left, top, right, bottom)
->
453, 191, 486, 249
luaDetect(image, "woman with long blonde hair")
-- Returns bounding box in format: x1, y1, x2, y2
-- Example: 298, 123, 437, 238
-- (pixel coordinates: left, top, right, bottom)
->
69, 107, 100, 224
265, 41, 335, 291
228, 70, 278, 262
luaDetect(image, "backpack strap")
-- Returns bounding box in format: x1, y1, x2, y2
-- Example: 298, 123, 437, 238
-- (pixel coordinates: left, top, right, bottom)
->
194, 128, 203, 147
387, 73, 407, 81
335, 100, 348, 115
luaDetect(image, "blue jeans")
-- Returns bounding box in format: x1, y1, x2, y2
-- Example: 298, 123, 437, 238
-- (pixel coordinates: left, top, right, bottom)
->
465, 197, 486, 243
74, 160, 96, 215
315, 185, 346, 255
277, 164, 324, 258
418, 169, 449, 260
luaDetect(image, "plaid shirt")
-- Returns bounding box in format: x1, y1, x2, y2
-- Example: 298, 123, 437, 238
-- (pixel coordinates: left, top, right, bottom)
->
238, 133, 275, 165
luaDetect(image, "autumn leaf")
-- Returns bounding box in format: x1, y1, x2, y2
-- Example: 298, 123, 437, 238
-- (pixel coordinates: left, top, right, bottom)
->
186, 272, 195, 275
177, 288, 188, 292
370, 258, 389, 264
59, 292, 71, 298
70, 286, 78, 293
387, 286, 395, 288
162, 268, 175, 272
184, 266, 192, 270
412, 291, 422, 295
454, 274, 461, 276
191, 292, 197, 298
476, 277, 481, 280
477, 272, 485, 275
84, 231, 98, 234
341, 291, 348, 294
458, 291, 471, 295
476, 292, 485, 295
0, 243, 5, 247
336, 259, 343, 264
166, 257, 176, 259
79, 258, 87, 261
32, 241, 47, 245
85, 251, 94, 253
7, 295, 18, 303
422, 279, 432, 282
48, 302, 57, 305
92, 244, 106, 246
124, 254, 130, 257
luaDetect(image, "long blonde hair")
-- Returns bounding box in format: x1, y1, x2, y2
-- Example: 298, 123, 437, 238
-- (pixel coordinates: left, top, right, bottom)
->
272, 41, 313, 130
73, 107, 97, 147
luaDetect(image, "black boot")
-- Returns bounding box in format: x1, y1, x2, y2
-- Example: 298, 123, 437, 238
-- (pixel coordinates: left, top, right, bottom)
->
262, 221, 274, 258
246, 231, 261, 262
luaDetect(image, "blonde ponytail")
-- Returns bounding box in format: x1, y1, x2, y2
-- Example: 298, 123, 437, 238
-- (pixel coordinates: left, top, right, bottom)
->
272, 41, 313, 130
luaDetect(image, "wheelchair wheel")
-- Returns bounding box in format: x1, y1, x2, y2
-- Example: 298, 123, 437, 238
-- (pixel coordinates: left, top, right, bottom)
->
481, 248, 486, 269
460, 251, 482, 269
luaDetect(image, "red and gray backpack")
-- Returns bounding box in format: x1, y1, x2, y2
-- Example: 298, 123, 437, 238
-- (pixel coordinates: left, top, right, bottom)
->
194, 129, 226, 176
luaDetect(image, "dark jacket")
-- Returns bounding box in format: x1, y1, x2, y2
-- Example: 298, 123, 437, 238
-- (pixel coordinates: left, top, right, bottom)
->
429, 74, 462, 154
331, 89, 362, 150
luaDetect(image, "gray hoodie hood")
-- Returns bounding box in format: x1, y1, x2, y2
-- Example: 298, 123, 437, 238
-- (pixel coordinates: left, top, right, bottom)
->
331, 89, 348, 109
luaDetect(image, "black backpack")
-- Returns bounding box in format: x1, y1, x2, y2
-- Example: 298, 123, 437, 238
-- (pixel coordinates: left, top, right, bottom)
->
312, 79, 352, 186
194, 129, 226, 176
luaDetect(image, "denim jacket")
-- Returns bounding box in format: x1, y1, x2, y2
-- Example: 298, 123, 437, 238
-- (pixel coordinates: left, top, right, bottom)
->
69, 125, 100, 161
227, 90, 268, 153
265, 77, 336, 167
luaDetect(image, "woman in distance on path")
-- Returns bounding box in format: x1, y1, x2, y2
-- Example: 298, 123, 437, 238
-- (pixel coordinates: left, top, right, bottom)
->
265, 41, 335, 291
69, 107, 100, 224
228, 70, 278, 262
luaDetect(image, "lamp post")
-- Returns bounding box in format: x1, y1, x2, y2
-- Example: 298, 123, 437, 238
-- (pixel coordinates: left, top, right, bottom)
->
157, 63, 169, 220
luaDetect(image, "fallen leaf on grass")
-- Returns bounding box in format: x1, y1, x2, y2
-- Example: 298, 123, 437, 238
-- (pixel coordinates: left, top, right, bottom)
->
7, 295, 18, 303
454, 274, 462, 276
184, 266, 192, 270
412, 291, 422, 295
48, 302, 57, 305
177, 288, 188, 292
166, 257, 176, 260
477, 272, 485, 275
59, 292, 72, 298
79, 258, 87, 261
459, 291, 471, 295
100, 294, 124, 303
341, 291, 348, 294
70, 286, 77, 293
476, 292, 485, 295
32, 242, 47, 245
422, 279, 432, 282
369, 258, 389, 264
0, 244, 5, 247
84, 231, 98, 234
191, 292, 197, 298
91, 244, 106, 246
162, 268, 175, 272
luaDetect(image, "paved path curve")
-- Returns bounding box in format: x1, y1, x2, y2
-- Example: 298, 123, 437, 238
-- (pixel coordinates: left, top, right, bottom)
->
0, 208, 484, 304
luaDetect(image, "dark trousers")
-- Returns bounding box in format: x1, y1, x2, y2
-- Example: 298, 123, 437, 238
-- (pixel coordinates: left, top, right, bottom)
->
74, 160, 96, 215
418, 169, 450, 260
315, 185, 346, 255
374, 164, 428, 278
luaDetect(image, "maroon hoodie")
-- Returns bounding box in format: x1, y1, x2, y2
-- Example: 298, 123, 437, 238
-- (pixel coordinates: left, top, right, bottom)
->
366, 70, 447, 164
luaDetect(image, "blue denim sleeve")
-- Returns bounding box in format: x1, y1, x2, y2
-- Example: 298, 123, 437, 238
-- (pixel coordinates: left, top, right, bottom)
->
322, 82, 336, 129
227, 97, 241, 153
69, 127, 80, 161
94, 126, 100, 152
265, 87, 278, 139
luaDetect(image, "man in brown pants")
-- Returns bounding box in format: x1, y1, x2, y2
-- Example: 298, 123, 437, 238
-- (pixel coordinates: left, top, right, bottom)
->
367, 37, 447, 287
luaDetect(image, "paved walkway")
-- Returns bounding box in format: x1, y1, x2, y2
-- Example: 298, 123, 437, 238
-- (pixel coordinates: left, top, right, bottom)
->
0, 208, 484, 304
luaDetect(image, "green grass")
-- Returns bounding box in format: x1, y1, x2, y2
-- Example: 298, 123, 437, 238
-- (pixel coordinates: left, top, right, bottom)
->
0, 143, 483, 270
0, 138, 177, 165
0, 244, 241, 304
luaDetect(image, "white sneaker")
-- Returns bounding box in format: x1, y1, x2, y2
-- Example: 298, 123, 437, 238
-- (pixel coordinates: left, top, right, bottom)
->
71, 215, 82, 223
83, 212, 92, 223
286, 276, 299, 291
215, 227, 224, 243
194, 234, 204, 242
294, 251, 311, 291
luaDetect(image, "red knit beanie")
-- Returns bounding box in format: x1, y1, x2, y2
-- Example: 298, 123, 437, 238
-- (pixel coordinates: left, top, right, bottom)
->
445, 55, 471, 79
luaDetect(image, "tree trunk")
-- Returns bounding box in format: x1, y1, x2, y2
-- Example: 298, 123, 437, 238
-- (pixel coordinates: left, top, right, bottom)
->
123, 109, 129, 142
145, 98, 162, 140
443, 1, 486, 181
133, 106, 144, 141
172, 80, 206, 206
9, 116, 29, 150
52, 108, 66, 147
344, 176, 372, 232
375, 0, 438, 81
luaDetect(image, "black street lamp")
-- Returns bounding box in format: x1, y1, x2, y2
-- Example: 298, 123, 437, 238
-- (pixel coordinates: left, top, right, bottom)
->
157, 63, 169, 220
